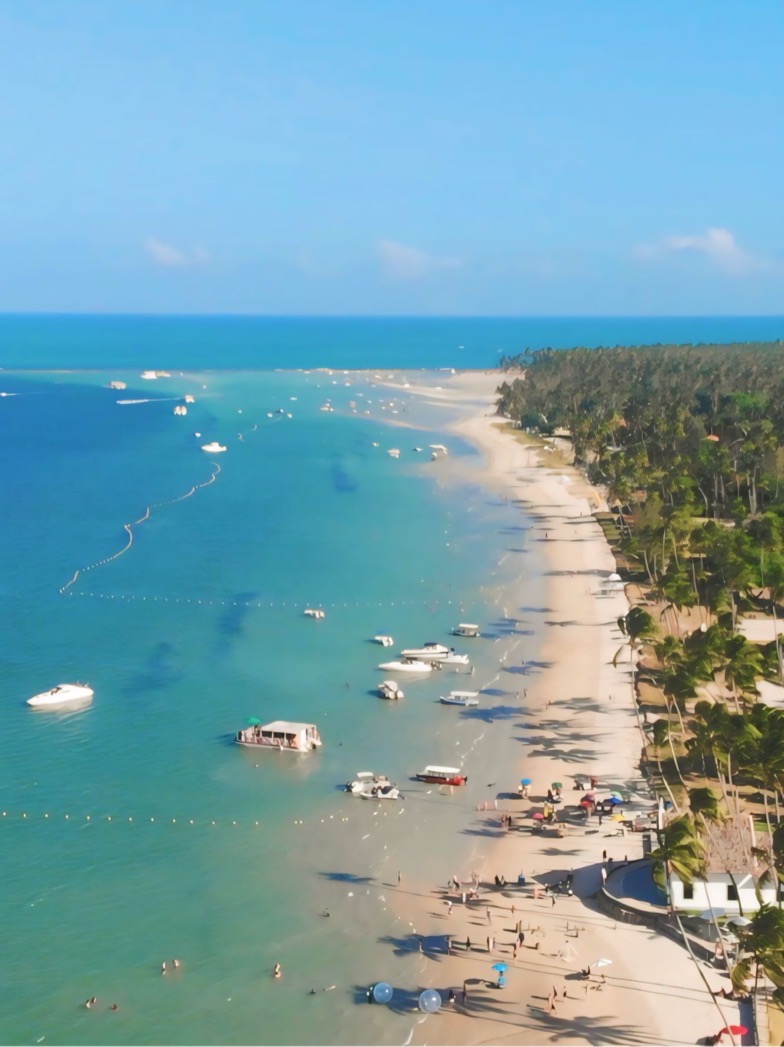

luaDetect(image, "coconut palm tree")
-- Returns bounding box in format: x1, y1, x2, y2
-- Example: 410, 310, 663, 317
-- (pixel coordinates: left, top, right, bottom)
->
731, 903, 784, 1001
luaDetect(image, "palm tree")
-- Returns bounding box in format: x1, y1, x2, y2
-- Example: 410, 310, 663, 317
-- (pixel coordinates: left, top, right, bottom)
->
616, 606, 658, 747
732, 903, 784, 1002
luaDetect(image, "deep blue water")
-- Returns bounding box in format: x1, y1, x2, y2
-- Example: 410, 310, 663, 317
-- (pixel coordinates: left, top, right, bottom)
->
0, 314, 782, 371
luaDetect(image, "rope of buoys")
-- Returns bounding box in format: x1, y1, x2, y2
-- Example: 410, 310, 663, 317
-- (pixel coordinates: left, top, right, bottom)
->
59, 463, 222, 594
1, 809, 355, 828
62, 592, 457, 610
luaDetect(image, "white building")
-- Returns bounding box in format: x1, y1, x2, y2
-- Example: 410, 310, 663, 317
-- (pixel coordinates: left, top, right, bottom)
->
668, 814, 777, 913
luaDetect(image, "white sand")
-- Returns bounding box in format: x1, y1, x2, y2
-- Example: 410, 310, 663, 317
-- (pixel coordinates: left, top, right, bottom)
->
377, 371, 737, 1047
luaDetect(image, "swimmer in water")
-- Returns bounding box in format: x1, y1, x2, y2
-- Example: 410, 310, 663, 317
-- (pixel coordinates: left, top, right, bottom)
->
273, 962, 282, 979
161, 961, 168, 975
85, 996, 97, 1009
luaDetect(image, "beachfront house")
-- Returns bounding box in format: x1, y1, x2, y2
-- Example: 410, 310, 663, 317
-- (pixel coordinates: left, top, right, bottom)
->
668, 815, 776, 913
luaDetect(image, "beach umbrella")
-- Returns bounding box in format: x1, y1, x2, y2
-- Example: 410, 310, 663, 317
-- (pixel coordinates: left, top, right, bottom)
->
372, 982, 394, 1004
531, 812, 544, 820
606, 796, 623, 806
418, 989, 442, 1013
590, 958, 613, 968
719, 1026, 748, 1037
727, 915, 752, 927
521, 778, 532, 786
609, 812, 625, 822
608, 573, 621, 581
551, 781, 563, 789
609, 791, 624, 800
247, 717, 262, 726
491, 963, 509, 973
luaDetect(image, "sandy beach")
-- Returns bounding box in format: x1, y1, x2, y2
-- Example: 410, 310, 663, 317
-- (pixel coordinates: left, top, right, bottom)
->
374, 371, 738, 1047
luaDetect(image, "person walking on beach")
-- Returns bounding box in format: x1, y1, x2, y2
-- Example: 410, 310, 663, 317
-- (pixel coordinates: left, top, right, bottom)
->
397, 870, 402, 885
486, 906, 492, 924
446, 900, 453, 916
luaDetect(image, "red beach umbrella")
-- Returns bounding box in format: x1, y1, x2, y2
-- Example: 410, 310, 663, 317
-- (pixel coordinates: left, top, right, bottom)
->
719, 1027, 748, 1037
531, 812, 544, 820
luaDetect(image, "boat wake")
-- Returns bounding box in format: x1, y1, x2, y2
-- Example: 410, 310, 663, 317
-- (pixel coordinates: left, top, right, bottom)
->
60, 462, 221, 594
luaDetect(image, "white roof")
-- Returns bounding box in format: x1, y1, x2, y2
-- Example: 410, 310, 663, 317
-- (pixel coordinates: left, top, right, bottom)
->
450, 691, 479, 699
423, 765, 462, 775
261, 720, 317, 733
457, 623, 479, 629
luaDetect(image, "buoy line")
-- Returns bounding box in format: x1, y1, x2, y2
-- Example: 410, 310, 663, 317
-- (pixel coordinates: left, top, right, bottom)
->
63, 591, 459, 611
60, 462, 221, 594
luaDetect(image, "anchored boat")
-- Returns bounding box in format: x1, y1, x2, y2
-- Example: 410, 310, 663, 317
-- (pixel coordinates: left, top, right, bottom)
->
378, 679, 404, 700
345, 772, 402, 800
27, 683, 94, 709
236, 719, 322, 752
440, 690, 479, 707
415, 765, 468, 786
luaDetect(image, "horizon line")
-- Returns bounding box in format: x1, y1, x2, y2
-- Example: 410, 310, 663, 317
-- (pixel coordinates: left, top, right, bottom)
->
1, 311, 783, 321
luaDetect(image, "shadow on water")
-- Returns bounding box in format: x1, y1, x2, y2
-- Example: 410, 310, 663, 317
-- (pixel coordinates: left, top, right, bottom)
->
215, 590, 259, 641
318, 871, 374, 884
124, 641, 182, 695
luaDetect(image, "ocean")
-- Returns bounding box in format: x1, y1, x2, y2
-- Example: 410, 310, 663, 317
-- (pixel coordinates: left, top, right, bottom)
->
0, 315, 781, 1046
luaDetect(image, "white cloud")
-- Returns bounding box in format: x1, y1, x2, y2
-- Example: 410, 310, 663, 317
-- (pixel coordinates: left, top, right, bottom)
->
144, 239, 210, 268
377, 239, 461, 280
634, 227, 756, 274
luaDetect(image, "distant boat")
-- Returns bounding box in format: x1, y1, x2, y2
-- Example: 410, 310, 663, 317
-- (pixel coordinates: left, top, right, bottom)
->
373, 635, 394, 647
236, 719, 322, 752
27, 683, 94, 709
453, 623, 480, 638
108, 381, 126, 390
304, 608, 326, 620
201, 441, 227, 453
378, 659, 434, 674
415, 764, 467, 786
387, 448, 400, 458
440, 690, 479, 707
378, 679, 404, 700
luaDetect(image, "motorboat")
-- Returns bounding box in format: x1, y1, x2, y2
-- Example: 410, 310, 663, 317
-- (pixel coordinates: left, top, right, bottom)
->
387, 448, 400, 458
27, 683, 94, 709
415, 764, 467, 786
236, 719, 322, 752
400, 643, 450, 661
436, 651, 470, 667
378, 659, 434, 674
174, 405, 188, 415
379, 679, 404, 700
453, 623, 480, 638
373, 635, 394, 647
304, 608, 326, 619
201, 441, 227, 453
440, 690, 479, 707
108, 380, 126, 390
345, 771, 402, 799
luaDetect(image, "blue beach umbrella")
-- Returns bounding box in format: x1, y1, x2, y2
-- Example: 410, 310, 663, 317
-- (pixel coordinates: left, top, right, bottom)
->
418, 989, 442, 1013
491, 963, 508, 973
372, 982, 394, 1004
521, 778, 532, 786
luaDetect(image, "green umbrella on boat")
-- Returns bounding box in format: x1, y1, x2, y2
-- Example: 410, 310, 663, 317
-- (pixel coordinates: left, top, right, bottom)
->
247, 717, 262, 726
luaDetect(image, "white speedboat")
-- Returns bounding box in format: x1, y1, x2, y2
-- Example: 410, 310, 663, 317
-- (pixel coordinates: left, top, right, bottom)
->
373, 635, 394, 647
378, 659, 434, 674
345, 772, 401, 800
400, 643, 451, 661
436, 651, 470, 667
201, 441, 227, 453
379, 679, 404, 700
27, 683, 94, 709
304, 608, 326, 619
440, 690, 479, 707
387, 448, 400, 458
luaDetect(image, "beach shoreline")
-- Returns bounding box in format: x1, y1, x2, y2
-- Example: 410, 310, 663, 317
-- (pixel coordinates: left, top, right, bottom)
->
371, 370, 726, 1047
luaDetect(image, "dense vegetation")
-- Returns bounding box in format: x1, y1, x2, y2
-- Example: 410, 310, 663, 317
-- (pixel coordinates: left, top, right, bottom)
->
498, 344, 784, 628
499, 343, 784, 993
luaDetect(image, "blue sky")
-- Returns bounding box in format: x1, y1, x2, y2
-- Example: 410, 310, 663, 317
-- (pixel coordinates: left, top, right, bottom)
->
0, 1, 782, 315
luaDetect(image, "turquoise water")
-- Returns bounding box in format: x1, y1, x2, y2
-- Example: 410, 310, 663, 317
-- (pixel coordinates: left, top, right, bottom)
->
2, 314, 779, 1045
0, 365, 543, 1046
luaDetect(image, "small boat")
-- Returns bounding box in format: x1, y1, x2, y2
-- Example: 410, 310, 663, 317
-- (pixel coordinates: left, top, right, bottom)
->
201, 441, 227, 453
415, 764, 467, 786
453, 623, 480, 638
436, 651, 470, 667
379, 679, 404, 700
304, 608, 326, 620
108, 381, 127, 390
236, 719, 322, 752
27, 683, 94, 709
440, 690, 479, 707
387, 448, 400, 458
373, 635, 394, 647
319, 403, 334, 413
400, 643, 450, 661
140, 370, 158, 380
184, 395, 196, 403
378, 659, 434, 674
174, 405, 188, 415
345, 772, 402, 799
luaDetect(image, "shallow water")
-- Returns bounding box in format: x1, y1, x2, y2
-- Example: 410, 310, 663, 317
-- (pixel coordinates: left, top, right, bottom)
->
0, 367, 546, 1045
